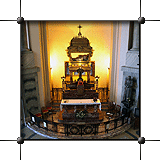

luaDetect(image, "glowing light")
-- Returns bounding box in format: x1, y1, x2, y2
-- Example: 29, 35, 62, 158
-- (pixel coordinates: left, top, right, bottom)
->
50, 54, 57, 68
47, 21, 113, 88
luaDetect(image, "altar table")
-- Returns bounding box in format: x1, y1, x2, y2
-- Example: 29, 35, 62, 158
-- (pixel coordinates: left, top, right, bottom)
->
60, 99, 101, 111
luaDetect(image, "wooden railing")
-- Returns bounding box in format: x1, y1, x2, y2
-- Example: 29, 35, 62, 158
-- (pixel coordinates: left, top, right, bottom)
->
28, 110, 132, 138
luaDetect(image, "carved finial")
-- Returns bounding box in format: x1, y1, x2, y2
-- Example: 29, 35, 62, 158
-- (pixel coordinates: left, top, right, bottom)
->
78, 24, 82, 31
78, 25, 82, 37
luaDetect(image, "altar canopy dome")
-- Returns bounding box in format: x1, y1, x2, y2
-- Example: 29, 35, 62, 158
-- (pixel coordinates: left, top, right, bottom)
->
70, 36, 90, 47
66, 25, 94, 59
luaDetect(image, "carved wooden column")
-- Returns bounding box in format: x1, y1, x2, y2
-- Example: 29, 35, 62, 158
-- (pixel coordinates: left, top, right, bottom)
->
70, 71, 73, 82
95, 81, 98, 90
74, 106, 77, 113
87, 71, 90, 82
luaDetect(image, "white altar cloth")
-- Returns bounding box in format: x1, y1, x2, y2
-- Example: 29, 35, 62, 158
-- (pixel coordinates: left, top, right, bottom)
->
60, 99, 101, 111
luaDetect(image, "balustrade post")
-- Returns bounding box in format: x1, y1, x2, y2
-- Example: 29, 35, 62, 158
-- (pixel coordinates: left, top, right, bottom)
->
80, 125, 83, 136
96, 124, 99, 135
103, 88, 105, 101
67, 124, 69, 136
114, 120, 117, 130
57, 88, 58, 103
55, 123, 57, 132
37, 117, 40, 128
122, 116, 124, 125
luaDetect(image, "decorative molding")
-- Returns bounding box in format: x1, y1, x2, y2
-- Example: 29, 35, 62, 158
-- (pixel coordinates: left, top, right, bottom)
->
23, 78, 35, 83
121, 66, 139, 74
126, 50, 139, 68
21, 50, 35, 69
26, 97, 37, 104
25, 87, 36, 93
21, 23, 41, 119
21, 67, 40, 75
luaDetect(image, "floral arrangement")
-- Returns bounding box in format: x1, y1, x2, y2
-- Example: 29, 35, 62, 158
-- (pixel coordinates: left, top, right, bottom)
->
76, 111, 86, 119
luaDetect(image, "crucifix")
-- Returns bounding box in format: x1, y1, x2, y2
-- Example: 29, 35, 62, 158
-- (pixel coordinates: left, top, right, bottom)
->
77, 67, 84, 81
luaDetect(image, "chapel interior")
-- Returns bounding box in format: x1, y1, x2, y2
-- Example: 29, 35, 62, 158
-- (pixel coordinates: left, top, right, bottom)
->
21, 21, 139, 139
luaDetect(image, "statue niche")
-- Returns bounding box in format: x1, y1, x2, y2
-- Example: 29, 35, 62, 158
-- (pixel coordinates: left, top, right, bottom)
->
122, 76, 137, 108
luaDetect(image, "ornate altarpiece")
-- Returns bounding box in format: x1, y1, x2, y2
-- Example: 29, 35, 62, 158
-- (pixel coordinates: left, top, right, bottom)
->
61, 25, 99, 99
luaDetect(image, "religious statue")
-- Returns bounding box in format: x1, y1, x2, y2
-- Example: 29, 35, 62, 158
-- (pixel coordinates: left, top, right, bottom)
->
123, 76, 133, 102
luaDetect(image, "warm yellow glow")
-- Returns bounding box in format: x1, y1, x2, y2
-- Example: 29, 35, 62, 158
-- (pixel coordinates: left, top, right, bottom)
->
47, 21, 113, 88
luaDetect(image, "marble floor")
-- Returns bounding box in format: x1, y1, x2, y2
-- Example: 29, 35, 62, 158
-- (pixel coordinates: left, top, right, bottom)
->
21, 124, 49, 139
21, 123, 139, 140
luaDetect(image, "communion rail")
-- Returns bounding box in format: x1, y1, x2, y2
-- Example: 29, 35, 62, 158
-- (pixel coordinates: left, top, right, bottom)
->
28, 111, 131, 138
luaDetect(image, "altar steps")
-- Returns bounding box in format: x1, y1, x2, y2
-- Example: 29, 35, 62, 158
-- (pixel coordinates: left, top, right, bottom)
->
51, 102, 61, 113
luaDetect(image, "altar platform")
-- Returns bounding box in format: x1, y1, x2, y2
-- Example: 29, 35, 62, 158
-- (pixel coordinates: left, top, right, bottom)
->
27, 100, 134, 139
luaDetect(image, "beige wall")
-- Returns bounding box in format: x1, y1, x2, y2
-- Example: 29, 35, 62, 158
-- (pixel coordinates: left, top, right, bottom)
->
47, 21, 113, 88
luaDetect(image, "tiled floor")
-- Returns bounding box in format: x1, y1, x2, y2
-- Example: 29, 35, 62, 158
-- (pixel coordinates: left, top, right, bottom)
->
21, 124, 139, 140
21, 125, 49, 139
109, 127, 139, 139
